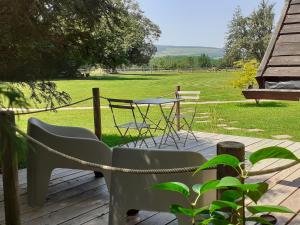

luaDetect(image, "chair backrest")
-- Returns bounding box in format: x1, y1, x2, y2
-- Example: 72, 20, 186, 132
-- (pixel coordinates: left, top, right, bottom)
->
110, 147, 216, 211
176, 91, 200, 101
107, 98, 138, 127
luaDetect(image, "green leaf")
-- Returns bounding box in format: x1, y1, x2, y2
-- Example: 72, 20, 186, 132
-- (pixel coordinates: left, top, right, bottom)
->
200, 217, 232, 225
152, 182, 190, 199
247, 205, 294, 214
246, 216, 273, 225
245, 183, 268, 203
221, 190, 242, 202
170, 204, 194, 217
249, 147, 299, 165
194, 154, 240, 174
192, 184, 202, 194
194, 206, 209, 216
217, 177, 241, 188
210, 200, 241, 213
202, 180, 222, 194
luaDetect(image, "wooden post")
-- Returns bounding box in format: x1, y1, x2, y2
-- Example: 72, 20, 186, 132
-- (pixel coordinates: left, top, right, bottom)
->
0, 111, 21, 225
92, 88, 102, 140
175, 85, 181, 131
217, 141, 245, 224
92, 88, 103, 178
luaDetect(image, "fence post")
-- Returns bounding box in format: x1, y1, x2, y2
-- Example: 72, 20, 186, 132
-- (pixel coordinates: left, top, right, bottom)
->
92, 88, 103, 178
175, 85, 181, 131
0, 110, 21, 225
217, 141, 245, 224
92, 88, 102, 140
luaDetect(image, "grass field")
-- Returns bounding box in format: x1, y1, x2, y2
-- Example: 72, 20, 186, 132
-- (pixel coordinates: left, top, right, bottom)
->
23, 71, 242, 108
13, 70, 300, 167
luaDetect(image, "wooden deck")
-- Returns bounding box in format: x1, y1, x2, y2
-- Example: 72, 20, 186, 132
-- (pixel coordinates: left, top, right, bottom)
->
0, 131, 299, 225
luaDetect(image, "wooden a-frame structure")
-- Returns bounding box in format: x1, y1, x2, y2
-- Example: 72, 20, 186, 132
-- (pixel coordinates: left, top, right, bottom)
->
244, 0, 300, 101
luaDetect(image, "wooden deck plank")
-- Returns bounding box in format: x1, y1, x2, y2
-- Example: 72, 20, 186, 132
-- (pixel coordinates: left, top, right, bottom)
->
274, 188, 300, 224
288, 214, 300, 224
1, 132, 299, 225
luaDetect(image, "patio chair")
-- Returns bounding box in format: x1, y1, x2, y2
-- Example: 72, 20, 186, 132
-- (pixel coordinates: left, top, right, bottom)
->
175, 90, 201, 146
109, 147, 216, 225
107, 98, 155, 148
27, 118, 112, 207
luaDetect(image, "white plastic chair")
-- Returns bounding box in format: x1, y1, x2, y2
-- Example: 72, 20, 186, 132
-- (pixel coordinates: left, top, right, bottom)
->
27, 118, 112, 207
109, 147, 216, 225
27, 119, 216, 225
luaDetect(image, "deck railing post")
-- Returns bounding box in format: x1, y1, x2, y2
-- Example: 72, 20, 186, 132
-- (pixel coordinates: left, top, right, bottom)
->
175, 85, 181, 131
0, 110, 21, 225
92, 88, 102, 140
92, 88, 103, 178
217, 141, 245, 225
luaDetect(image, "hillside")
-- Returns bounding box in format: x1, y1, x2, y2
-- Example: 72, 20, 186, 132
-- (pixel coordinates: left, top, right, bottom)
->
155, 45, 224, 58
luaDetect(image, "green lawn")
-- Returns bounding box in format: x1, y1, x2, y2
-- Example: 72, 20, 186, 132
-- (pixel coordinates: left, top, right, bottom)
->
13, 70, 300, 167
23, 70, 242, 108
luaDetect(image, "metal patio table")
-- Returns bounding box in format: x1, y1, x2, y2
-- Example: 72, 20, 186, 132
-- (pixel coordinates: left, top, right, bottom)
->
133, 98, 183, 149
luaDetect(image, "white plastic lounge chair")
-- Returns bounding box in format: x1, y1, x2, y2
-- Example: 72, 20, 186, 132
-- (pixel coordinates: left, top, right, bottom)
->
27, 119, 216, 225
27, 118, 112, 207
109, 147, 216, 225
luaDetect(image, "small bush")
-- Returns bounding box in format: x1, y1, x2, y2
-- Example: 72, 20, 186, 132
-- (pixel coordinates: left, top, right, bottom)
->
233, 59, 259, 89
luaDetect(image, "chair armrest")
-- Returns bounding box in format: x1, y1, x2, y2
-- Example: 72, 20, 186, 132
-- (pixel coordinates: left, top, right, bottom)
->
48, 125, 98, 140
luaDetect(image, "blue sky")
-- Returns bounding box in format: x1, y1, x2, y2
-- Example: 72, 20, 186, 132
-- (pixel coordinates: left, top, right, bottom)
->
136, 0, 283, 48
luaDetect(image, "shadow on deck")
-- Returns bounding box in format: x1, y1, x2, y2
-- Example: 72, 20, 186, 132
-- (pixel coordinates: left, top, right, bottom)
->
0, 131, 299, 225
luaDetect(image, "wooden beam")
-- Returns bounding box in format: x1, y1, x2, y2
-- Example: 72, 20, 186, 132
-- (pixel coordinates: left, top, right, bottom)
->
92, 88, 102, 140
269, 56, 300, 66
281, 24, 300, 34
264, 67, 300, 77
288, 4, 300, 14
243, 89, 300, 101
273, 42, 300, 56
217, 141, 245, 224
175, 85, 180, 131
0, 111, 21, 225
285, 14, 300, 23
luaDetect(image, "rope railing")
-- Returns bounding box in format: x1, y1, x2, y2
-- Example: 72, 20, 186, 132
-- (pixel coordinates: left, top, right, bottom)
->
15, 127, 201, 174
13, 92, 176, 116
15, 97, 94, 116
14, 126, 299, 176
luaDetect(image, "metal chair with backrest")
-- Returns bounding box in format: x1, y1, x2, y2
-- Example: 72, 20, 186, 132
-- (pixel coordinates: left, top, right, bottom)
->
175, 90, 201, 146
107, 98, 154, 148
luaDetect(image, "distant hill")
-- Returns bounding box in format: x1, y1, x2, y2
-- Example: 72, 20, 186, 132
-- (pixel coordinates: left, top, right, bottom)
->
155, 45, 224, 58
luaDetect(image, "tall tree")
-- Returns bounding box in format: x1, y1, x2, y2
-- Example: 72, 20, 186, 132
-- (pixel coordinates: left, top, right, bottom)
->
247, 0, 275, 61
223, 0, 275, 66
0, 0, 160, 108
224, 7, 248, 66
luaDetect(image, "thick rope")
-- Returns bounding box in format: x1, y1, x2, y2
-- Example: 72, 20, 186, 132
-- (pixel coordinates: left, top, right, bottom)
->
15, 97, 93, 115
11, 127, 299, 177
15, 127, 300, 176
248, 161, 299, 176
15, 127, 200, 174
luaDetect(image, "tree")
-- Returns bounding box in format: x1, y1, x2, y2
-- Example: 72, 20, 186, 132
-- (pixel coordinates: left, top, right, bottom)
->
223, 0, 275, 66
0, 0, 160, 108
224, 7, 248, 66
247, 0, 275, 61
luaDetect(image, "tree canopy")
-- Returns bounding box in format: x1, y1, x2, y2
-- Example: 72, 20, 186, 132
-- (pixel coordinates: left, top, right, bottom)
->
224, 0, 275, 66
0, 0, 160, 81
0, 0, 160, 108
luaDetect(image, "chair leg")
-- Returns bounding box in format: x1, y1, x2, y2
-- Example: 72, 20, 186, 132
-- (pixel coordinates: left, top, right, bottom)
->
27, 166, 52, 207
109, 203, 127, 225
94, 171, 104, 178
127, 209, 140, 216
